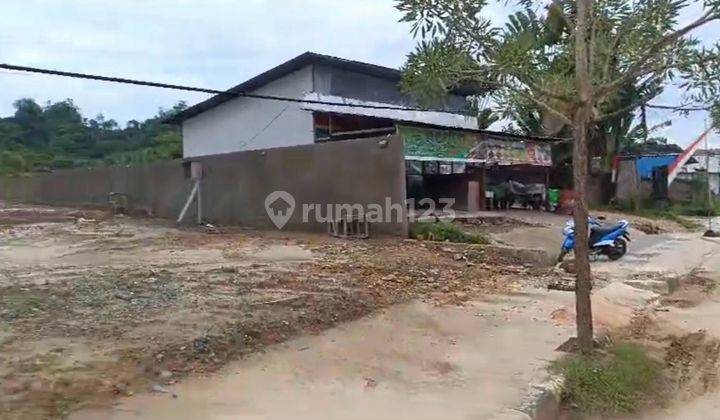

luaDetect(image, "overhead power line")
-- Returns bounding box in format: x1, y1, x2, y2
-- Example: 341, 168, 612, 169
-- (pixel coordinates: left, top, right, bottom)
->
0, 63, 470, 115
0, 62, 711, 117
645, 103, 712, 112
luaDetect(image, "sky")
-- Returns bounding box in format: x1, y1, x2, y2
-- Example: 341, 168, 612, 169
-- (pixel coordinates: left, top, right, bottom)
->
0, 0, 717, 146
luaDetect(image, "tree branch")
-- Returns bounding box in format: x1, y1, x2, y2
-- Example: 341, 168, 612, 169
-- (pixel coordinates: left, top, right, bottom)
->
596, 12, 719, 99
525, 79, 577, 104
505, 85, 574, 127
596, 101, 640, 122
456, 69, 576, 103
595, 76, 664, 122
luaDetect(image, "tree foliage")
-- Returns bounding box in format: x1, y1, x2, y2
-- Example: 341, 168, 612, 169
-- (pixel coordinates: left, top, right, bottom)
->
397, 0, 719, 354
0, 98, 186, 175
396, 0, 720, 140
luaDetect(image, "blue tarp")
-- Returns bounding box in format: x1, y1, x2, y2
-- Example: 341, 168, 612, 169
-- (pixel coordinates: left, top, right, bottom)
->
636, 155, 678, 179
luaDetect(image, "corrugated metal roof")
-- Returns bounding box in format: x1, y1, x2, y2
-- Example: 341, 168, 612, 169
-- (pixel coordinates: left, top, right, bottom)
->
165, 52, 479, 124
303, 93, 566, 144
301, 92, 479, 130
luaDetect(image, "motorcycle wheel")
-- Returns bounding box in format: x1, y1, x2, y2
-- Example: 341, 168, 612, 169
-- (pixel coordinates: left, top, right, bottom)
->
607, 238, 627, 261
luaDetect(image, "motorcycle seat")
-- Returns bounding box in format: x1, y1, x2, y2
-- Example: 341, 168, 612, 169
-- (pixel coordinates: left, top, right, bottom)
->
590, 223, 625, 236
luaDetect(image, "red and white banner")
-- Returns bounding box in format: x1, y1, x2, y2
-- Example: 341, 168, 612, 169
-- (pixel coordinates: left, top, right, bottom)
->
668, 127, 713, 186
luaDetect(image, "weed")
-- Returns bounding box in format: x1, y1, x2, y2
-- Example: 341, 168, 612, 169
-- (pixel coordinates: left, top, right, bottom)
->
663, 211, 702, 230
552, 342, 664, 416
2, 291, 46, 318
409, 222, 489, 244
600, 201, 701, 230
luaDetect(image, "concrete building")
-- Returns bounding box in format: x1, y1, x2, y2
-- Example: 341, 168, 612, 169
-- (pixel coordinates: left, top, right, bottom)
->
0, 53, 564, 236
168, 52, 476, 158
167, 52, 560, 213
613, 145, 705, 204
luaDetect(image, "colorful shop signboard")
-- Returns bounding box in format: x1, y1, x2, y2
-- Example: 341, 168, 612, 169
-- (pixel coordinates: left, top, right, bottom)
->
399, 126, 552, 166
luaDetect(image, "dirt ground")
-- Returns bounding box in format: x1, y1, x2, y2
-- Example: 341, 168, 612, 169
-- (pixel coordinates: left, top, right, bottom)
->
628, 267, 720, 419
554, 262, 720, 420
75, 216, 715, 420
451, 208, 692, 258
0, 201, 557, 419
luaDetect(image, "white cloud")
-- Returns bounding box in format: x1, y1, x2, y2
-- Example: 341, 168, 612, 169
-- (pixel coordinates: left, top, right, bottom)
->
0, 0, 419, 123
0, 0, 716, 146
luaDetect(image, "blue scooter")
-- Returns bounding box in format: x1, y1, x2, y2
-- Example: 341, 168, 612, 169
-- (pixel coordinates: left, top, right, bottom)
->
557, 217, 630, 262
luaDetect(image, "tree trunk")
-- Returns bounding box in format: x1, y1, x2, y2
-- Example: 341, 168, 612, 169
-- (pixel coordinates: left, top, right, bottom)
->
573, 106, 594, 354
574, 0, 595, 354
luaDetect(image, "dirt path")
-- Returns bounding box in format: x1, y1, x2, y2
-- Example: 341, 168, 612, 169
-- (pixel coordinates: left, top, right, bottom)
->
1, 202, 709, 419
70, 282, 673, 420
629, 244, 720, 420
459, 208, 692, 257
0, 202, 552, 419
69, 224, 712, 419
71, 296, 574, 420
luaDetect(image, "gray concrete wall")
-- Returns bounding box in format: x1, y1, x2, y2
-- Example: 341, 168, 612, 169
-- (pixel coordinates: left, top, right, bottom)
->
0, 136, 407, 236
0, 161, 193, 218
615, 159, 699, 205
587, 173, 612, 207
667, 179, 692, 203
615, 159, 640, 202
182, 66, 315, 158
195, 135, 407, 235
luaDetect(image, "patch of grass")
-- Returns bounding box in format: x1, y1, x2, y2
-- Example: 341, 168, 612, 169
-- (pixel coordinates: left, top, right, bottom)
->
409, 222, 489, 244
662, 211, 701, 230
552, 342, 664, 416
2, 290, 46, 318
599, 201, 701, 230
632, 207, 702, 230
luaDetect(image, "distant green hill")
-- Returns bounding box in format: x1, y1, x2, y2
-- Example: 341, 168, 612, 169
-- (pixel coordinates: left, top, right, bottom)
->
0, 98, 186, 175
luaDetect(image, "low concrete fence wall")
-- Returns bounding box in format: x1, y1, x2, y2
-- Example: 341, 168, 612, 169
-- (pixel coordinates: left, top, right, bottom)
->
0, 135, 407, 235
0, 161, 190, 219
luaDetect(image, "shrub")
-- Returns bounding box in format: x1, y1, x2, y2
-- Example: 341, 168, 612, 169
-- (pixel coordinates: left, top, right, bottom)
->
410, 222, 489, 244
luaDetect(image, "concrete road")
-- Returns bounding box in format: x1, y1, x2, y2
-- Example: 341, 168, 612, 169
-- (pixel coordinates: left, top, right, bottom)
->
70, 232, 717, 420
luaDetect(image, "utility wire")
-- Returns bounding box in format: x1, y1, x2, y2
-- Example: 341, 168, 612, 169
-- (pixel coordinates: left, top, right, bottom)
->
0, 63, 469, 115
0, 63, 710, 117
645, 103, 712, 112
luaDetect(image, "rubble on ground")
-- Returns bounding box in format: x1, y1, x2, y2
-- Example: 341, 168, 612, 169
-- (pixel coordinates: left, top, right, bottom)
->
0, 202, 556, 419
